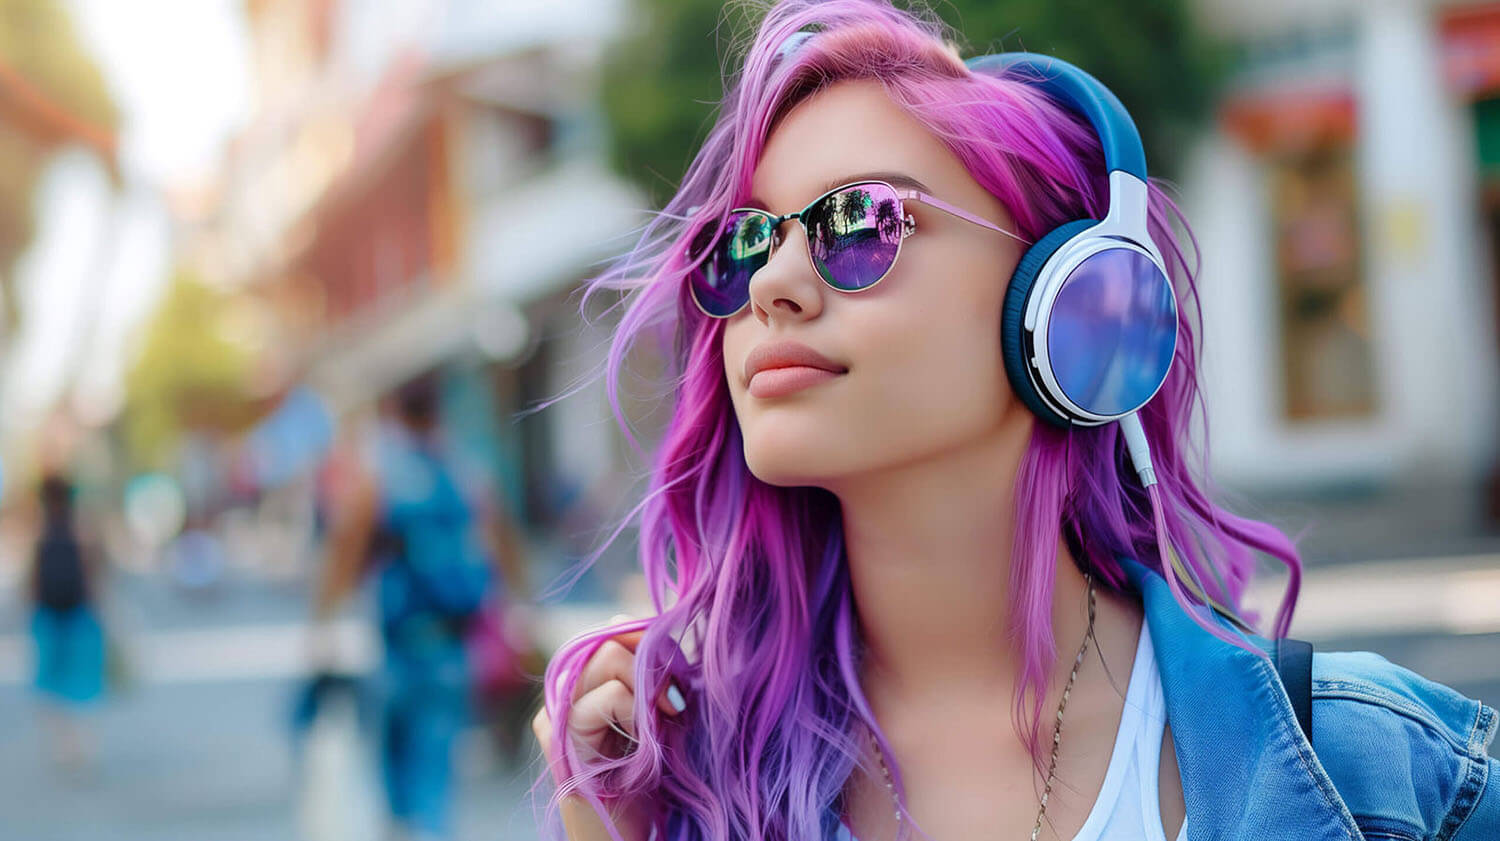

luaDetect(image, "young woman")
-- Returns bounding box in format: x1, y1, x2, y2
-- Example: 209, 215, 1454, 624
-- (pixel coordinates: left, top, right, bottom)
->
531, 2, 1500, 840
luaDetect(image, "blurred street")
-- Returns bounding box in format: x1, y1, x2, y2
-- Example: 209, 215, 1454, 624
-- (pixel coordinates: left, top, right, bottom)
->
0, 564, 569, 841
2, 0, 1500, 838
0, 499, 1496, 841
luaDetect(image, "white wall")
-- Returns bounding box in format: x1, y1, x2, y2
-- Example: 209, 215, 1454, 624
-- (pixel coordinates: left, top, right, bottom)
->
1354, 0, 1498, 478
1189, 0, 1500, 488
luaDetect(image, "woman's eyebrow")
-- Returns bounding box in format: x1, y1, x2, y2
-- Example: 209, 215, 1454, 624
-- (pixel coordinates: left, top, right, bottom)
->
743, 171, 936, 210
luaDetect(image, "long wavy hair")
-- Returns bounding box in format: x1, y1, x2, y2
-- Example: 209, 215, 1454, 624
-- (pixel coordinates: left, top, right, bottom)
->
534, 2, 1303, 839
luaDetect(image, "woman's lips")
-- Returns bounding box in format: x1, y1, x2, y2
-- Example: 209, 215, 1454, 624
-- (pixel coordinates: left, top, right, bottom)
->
747, 366, 843, 399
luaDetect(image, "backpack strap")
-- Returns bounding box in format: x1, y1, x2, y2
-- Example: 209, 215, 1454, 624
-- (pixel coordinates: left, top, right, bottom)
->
1275, 637, 1314, 744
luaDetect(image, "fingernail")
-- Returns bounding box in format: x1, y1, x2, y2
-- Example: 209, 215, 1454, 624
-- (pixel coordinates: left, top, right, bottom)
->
666, 682, 686, 713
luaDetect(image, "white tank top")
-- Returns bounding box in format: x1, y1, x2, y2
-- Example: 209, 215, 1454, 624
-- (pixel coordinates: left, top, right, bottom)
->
836, 616, 1188, 841
1068, 615, 1188, 841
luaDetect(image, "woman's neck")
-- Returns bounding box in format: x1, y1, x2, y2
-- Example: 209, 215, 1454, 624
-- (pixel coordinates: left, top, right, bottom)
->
831, 413, 1138, 721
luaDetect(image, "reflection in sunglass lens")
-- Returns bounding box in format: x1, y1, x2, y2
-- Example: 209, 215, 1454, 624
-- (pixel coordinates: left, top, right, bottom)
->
804, 182, 903, 291
689, 211, 772, 317
687, 182, 907, 317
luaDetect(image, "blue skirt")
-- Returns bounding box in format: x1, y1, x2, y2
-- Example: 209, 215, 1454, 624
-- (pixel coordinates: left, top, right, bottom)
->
31, 606, 105, 705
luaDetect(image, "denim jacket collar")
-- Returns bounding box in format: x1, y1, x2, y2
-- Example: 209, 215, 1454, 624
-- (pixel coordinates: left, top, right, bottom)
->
1119, 555, 1365, 840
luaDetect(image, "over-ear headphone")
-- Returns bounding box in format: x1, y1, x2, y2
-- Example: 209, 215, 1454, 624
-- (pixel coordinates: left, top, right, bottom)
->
967, 53, 1179, 444
967, 55, 1267, 637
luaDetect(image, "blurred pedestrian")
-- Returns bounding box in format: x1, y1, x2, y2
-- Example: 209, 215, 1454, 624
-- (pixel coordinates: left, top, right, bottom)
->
314, 373, 532, 841
26, 472, 106, 776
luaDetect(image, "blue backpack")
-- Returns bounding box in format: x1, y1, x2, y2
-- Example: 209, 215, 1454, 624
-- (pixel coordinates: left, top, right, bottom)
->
370, 434, 492, 637
35, 522, 87, 612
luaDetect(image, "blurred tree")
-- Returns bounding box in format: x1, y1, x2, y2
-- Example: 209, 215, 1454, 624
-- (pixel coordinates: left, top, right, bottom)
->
123, 271, 253, 470
0, 0, 119, 375
601, 0, 1226, 206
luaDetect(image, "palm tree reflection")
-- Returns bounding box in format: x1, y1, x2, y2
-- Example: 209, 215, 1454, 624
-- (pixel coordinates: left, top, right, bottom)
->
874, 198, 901, 244
732, 213, 768, 261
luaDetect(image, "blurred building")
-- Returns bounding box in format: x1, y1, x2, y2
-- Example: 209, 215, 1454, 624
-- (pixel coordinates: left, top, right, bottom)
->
173, 0, 1500, 560
1188, 0, 1500, 526
179, 0, 646, 570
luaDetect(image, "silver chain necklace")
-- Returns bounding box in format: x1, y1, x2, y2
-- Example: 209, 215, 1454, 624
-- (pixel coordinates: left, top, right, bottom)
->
862, 573, 1096, 841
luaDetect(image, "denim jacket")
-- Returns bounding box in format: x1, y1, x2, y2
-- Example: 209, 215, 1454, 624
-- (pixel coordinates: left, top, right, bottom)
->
1116, 555, 1497, 840
820, 556, 1498, 840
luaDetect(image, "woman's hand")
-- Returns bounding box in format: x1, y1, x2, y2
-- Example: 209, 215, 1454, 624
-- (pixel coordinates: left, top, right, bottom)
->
533, 615, 688, 841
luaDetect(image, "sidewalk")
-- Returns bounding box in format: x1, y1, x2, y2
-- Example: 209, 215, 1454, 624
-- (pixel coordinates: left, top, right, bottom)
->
0, 676, 548, 841
1232, 477, 1500, 566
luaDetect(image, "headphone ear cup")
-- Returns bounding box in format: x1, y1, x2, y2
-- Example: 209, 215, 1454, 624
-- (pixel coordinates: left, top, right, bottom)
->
1001, 219, 1098, 428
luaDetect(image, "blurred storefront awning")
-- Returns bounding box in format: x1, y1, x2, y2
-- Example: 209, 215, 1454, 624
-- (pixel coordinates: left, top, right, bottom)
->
1220, 86, 1357, 156
467, 157, 645, 304
305, 283, 526, 412
1442, 4, 1500, 99
0, 58, 118, 181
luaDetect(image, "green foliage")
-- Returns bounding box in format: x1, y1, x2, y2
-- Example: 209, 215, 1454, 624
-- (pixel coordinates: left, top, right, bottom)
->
600, 0, 731, 205
600, 0, 1227, 205
123, 271, 251, 469
939, 0, 1227, 177
0, 0, 118, 129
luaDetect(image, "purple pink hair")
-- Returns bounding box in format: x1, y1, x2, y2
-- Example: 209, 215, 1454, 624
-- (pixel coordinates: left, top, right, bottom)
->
533, 1, 1303, 839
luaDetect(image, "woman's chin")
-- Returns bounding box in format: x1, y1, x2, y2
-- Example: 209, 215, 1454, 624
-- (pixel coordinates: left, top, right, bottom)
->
744, 452, 839, 489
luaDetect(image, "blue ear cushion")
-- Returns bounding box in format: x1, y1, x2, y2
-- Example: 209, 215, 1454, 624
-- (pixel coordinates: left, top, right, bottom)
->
1002, 219, 1098, 428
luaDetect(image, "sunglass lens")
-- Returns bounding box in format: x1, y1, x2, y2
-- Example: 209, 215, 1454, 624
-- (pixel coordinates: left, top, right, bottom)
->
804, 182, 903, 291
689, 211, 772, 317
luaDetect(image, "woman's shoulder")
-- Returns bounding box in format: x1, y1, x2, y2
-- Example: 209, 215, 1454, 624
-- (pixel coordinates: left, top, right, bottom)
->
1312, 649, 1493, 754
1309, 648, 1498, 840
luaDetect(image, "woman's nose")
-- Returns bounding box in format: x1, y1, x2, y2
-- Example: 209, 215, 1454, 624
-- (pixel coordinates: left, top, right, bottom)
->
747, 221, 824, 323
